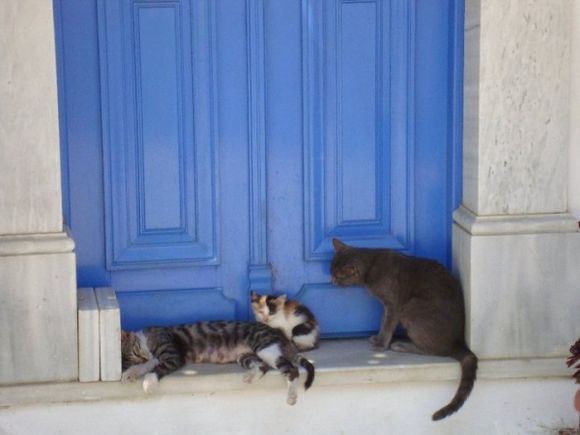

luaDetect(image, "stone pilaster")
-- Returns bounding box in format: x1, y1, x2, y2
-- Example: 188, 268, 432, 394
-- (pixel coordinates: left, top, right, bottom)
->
455, 0, 580, 359
0, 1, 77, 383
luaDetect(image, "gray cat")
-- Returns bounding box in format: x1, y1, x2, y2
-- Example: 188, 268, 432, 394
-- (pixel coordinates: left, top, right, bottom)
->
330, 238, 477, 421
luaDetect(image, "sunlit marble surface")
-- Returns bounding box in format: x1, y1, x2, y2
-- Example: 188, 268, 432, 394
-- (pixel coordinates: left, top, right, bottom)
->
463, 0, 572, 216
454, 224, 580, 359
0, 338, 571, 409
0, 0, 62, 234
0, 252, 77, 384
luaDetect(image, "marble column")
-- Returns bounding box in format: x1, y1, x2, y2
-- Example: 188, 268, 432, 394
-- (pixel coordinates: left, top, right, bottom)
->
0, 1, 77, 383
454, 0, 580, 359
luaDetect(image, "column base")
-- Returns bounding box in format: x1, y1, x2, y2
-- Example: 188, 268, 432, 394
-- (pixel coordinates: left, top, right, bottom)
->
453, 205, 580, 359
0, 232, 77, 384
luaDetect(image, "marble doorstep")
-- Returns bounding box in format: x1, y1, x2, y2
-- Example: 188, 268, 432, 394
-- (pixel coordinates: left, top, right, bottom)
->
0, 339, 570, 409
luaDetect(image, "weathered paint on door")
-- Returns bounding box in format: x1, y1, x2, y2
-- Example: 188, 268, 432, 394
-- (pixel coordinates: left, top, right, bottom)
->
55, 0, 463, 335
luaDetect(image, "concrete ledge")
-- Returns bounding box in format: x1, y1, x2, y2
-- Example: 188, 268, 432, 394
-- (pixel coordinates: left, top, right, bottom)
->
0, 339, 570, 409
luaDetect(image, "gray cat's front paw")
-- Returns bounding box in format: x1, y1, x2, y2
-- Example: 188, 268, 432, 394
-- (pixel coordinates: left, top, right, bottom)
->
369, 335, 388, 351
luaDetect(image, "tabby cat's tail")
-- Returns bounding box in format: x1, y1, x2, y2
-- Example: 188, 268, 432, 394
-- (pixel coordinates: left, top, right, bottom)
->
432, 346, 478, 421
296, 356, 315, 390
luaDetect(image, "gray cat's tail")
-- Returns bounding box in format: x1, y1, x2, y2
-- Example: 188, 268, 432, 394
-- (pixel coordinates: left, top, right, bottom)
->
295, 356, 315, 390
432, 346, 478, 421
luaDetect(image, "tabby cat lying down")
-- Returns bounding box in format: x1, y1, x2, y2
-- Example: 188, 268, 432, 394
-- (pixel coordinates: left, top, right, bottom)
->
121, 321, 315, 405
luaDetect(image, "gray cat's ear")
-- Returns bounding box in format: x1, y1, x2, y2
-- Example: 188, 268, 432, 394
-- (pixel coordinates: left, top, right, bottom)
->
332, 238, 349, 252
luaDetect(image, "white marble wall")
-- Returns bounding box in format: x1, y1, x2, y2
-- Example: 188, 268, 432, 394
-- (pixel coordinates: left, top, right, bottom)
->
457, 1, 580, 359
0, 253, 77, 384
454, 225, 580, 359
0, 0, 63, 234
464, 0, 572, 215
0, 0, 78, 383
569, 0, 580, 218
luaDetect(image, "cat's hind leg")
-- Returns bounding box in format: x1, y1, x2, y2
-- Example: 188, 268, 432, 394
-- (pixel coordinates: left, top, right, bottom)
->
237, 353, 269, 384
389, 339, 427, 355
257, 345, 300, 405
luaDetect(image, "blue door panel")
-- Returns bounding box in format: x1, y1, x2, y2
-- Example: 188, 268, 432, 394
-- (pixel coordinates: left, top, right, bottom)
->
117, 288, 236, 331
302, 0, 413, 264
266, 0, 424, 336
98, 0, 217, 268
298, 284, 383, 338
55, 0, 463, 335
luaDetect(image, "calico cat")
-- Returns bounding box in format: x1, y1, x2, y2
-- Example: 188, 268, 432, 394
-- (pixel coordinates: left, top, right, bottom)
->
330, 238, 477, 421
121, 321, 315, 405
251, 291, 320, 351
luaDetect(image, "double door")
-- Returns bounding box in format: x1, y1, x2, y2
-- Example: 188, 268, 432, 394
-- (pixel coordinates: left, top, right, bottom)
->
56, 0, 461, 335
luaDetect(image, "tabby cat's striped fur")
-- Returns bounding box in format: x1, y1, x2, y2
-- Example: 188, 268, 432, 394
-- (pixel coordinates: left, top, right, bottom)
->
121, 321, 315, 405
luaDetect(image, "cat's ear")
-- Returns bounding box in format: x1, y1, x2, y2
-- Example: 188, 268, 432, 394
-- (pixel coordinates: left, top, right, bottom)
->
276, 294, 288, 304
332, 238, 349, 252
250, 290, 258, 301
121, 330, 131, 340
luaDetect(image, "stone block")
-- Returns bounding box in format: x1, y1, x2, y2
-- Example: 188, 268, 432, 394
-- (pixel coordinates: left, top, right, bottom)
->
453, 220, 580, 359
0, 251, 77, 384
78, 288, 99, 382
95, 287, 121, 381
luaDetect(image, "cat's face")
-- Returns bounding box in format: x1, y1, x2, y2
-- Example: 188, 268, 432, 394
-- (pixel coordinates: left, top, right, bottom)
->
121, 331, 151, 369
330, 238, 365, 286
250, 291, 287, 322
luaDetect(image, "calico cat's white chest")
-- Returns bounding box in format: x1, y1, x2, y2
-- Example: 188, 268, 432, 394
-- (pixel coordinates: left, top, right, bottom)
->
266, 312, 302, 336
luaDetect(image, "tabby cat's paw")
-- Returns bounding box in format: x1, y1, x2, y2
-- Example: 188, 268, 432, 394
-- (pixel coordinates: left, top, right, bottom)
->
121, 367, 140, 383
142, 372, 159, 393
369, 335, 388, 351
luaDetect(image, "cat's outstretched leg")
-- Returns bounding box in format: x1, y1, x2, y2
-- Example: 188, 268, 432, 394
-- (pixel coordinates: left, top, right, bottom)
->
121, 358, 159, 383
237, 353, 269, 383
142, 372, 159, 392
256, 345, 300, 405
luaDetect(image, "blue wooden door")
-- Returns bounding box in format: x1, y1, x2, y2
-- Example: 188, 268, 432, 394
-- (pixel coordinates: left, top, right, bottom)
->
55, 0, 462, 335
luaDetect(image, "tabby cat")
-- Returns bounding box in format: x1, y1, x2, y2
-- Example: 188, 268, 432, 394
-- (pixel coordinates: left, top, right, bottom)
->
121, 321, 315, 405
251, 291, 320, 351
330, 238, 477, 421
